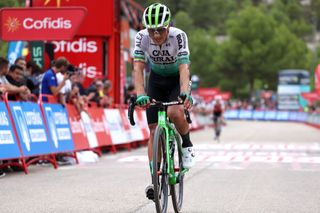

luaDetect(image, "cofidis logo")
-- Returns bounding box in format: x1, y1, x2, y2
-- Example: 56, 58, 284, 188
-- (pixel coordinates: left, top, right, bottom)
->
5, 16, 72, 32
4, 16, 21, 32
0, 7, 87, 41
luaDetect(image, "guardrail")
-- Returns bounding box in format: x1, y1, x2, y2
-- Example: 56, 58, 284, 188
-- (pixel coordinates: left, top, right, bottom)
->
224, 110, 320, 126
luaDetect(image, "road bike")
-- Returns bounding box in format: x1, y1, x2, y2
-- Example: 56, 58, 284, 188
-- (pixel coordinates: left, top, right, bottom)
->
128, 96, 192, 213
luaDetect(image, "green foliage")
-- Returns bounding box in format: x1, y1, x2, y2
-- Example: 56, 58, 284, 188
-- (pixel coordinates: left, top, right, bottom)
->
173, 11, 194, 34
188, 29, 218, 87
0, 0, 24, 8
311, 0, 320, 30
215, 4, 310, 95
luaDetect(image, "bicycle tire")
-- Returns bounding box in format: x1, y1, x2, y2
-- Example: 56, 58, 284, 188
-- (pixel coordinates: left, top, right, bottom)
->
153, 126, 169, 213
170, 131, 184, 213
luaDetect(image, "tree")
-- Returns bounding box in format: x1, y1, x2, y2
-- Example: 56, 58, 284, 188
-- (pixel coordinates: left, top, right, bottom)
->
186, 0, 237, 34
173, 11, 194, 34
268, 0, 313, 38
215, 4, 311, 95
188, 29, 218, 87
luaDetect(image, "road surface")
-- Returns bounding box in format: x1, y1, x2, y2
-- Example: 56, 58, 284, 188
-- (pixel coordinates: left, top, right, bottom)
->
1, 121, 320, 213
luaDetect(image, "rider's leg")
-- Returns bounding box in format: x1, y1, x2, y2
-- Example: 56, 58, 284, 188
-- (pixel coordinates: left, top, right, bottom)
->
167, 105, 193, 148
147, 123, 157, 170
145, 123, 157, 200
167, 105, 195, 169
213, 116, 218, 138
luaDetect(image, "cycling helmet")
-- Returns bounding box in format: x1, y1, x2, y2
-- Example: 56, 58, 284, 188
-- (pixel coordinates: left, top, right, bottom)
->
214, 95, 222, 101
142, 3, 171, 29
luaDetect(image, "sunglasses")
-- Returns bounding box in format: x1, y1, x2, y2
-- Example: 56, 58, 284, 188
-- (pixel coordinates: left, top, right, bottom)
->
148, 27, 167, 34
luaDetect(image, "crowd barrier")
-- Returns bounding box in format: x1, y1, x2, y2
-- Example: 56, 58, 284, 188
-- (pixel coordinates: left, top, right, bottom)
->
224, 110, 320, 127
0, 95, 202, 174
0, 96, 151, 174
3, 96, 318, 175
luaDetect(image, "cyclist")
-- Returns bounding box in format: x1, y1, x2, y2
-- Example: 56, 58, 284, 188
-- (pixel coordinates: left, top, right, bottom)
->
133, 3, 195, 200
212, 96, 225, 139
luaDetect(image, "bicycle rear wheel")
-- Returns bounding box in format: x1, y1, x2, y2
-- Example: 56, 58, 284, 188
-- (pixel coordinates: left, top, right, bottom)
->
170, 132, 184, 213
153, 126, 169, 213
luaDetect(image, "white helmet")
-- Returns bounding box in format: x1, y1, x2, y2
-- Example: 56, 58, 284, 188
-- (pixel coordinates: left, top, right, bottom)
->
142, 3, 171, 29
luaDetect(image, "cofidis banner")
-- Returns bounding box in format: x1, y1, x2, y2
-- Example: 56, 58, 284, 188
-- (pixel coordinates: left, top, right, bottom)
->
8, 102, 53, 157
104, 109, 130, 144
42, 103, 74, 152
0, 102, 21, 160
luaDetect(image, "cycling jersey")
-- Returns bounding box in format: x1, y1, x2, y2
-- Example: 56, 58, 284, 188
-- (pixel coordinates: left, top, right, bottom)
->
133, 27, 190, 77
213, 103, 222, 113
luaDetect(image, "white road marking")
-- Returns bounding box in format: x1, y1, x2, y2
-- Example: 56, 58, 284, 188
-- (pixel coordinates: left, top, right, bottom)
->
117, 143, 320, 168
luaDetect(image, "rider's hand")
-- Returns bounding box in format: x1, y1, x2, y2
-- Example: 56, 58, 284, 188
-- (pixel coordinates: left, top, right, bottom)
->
136, 95, 151, 107
179, 92, 193, 110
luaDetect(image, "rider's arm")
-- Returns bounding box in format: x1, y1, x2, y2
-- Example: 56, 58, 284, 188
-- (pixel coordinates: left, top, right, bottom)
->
179, 64, 190, 94
132, 31, 147, 95
133, 61, 146, 95
176, 31, 191, 94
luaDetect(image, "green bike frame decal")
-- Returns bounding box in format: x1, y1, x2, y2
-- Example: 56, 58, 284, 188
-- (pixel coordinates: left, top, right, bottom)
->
158, 111, 166, 126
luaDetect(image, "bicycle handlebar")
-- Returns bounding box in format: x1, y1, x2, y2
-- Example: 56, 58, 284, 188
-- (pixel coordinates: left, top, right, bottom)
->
127, 95, 192, 126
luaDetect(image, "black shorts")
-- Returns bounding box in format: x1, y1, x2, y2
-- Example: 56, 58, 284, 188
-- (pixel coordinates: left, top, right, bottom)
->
146, 71, 180, 124
213, 112, 222, 121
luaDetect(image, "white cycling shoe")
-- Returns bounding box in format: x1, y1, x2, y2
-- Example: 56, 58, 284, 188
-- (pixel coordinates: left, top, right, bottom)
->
182, 146, 195, 169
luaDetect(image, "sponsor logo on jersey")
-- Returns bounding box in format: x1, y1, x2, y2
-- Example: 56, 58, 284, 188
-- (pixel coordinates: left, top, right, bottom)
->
177, 34, 183, 50
182, 33, 187, 49
178, 51, 188, 57
150, 50, 175, 63
134, 50, 145, 56
177, 33, 187, 50
135, 33, 144, 48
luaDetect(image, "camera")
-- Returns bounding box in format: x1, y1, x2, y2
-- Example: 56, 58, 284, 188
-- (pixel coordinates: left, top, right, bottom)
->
66, 64, 78, 77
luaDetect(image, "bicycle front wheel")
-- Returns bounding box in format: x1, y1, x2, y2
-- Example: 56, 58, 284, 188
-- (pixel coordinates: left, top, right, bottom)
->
170, 132, 184, 213
153, 126, 169, 213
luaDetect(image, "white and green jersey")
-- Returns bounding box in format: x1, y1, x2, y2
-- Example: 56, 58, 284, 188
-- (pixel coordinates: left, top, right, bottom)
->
133, 27, 190, 77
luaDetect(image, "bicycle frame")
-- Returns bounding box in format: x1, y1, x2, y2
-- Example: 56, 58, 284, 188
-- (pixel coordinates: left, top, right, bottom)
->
157, 108, 189, 185
127, 97, 191, 185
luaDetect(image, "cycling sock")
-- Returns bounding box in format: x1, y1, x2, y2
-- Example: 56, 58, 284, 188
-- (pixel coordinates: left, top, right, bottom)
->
181, 132, 193, 148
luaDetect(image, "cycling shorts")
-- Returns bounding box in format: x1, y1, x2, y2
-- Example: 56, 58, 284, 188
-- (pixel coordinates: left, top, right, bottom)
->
213, 112, 222, 122
146, 71, 180, 124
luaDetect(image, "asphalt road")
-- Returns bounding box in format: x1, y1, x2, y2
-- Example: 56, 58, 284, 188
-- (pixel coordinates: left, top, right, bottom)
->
1, 120, 320, 213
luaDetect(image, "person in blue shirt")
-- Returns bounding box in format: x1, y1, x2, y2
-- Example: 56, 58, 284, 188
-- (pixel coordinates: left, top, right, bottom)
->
40, 57, 69, 101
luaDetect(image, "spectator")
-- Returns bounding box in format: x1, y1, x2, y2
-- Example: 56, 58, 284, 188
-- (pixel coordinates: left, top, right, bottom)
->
26, 60, 44, 96
40, 57, 69, 102
124, 84, 136, 104
86, 79, 103, 106
0, 57, 9, 84
0, 58, 29, 100
6, 65, 30, 101
56, 64, 75, 106
101, 79, 113, 108
14, 57, 27, 72
6, 65, 25, 86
